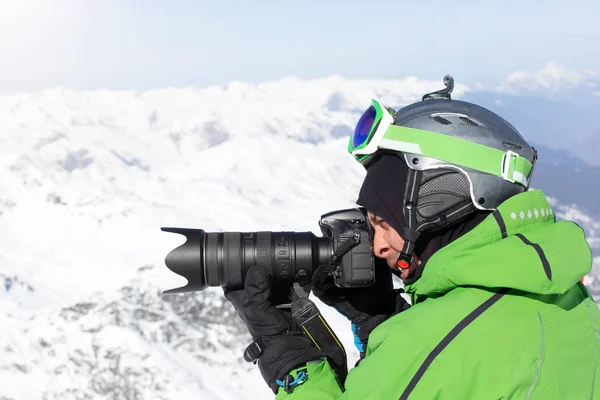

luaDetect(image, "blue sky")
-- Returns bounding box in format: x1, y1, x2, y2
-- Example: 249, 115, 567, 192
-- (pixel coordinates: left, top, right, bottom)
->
0, 0, 598, 94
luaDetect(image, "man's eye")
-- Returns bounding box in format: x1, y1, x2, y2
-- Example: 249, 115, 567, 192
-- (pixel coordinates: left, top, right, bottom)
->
375, 219, 389, 229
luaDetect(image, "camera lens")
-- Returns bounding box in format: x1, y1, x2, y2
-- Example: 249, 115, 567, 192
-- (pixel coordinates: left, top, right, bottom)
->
161, 228, 332, 293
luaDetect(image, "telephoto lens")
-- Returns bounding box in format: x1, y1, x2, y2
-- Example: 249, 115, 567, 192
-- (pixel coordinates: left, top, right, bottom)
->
161, 228, 333, 294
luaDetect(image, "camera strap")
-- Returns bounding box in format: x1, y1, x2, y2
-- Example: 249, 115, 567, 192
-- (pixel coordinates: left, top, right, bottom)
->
290, 288, 348, 386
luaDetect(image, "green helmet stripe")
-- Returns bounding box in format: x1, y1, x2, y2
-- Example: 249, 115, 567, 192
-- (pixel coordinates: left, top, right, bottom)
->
381, 125, 533, 187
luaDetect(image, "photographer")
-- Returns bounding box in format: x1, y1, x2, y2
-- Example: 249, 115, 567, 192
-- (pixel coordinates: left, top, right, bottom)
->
223, 80, 599, 399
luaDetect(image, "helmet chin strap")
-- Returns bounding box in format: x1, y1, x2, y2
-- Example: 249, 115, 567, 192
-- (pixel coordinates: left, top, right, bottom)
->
397, 168, 422, 270
396, 227, 420, 269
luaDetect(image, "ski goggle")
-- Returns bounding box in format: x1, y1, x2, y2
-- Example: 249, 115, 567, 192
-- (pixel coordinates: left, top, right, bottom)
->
347, 99, 535, 188
347, 99, 395, 165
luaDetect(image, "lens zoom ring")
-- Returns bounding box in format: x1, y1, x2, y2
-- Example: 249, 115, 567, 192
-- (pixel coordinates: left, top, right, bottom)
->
256, 232, 272, 269
223, 232, 243, 287
205, 233, 220, 287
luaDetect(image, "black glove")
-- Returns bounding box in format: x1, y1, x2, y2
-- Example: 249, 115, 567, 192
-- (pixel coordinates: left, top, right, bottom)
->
224, 265, 324, 394
312, 257, 410, 358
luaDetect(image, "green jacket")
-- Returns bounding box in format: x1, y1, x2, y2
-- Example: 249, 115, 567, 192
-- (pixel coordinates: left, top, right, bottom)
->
277, 190, 599, 399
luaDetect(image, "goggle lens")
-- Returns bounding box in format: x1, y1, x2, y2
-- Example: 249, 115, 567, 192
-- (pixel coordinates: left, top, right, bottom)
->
352, 105, 377, 149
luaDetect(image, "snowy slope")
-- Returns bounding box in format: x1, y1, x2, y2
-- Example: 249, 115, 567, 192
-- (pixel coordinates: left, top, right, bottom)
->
0, 265, 271, 399
0, 76, 598, 399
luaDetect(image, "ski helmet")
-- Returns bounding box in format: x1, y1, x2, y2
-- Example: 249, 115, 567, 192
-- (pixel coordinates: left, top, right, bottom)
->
348, 76, 538, 268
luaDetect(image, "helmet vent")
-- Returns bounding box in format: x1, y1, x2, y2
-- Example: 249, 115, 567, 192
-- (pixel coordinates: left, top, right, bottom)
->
418, 172, 470, 198
459, 116, 478, 126
433, 115, 452, 125
503, 142, 523, 150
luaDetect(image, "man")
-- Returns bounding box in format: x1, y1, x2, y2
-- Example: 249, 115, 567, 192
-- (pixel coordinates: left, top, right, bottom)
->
224, 77, 599, 399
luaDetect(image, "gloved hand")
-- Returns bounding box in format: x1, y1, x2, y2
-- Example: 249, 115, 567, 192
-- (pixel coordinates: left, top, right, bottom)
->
224, 265, 324, 394
312, 257, 410, 358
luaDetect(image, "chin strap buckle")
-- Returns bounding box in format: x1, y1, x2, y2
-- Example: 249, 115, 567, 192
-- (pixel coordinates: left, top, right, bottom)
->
396, 253, 412, 270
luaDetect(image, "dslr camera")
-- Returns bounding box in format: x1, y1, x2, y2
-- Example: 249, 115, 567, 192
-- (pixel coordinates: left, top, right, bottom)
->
161, 208, 374, 293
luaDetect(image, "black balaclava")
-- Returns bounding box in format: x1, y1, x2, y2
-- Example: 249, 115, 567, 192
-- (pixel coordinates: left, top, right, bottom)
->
357, 154, 409, 238
357, 153, 490, 284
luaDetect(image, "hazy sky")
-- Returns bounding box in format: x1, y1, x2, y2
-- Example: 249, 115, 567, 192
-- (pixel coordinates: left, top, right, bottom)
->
0, 0, 598, 94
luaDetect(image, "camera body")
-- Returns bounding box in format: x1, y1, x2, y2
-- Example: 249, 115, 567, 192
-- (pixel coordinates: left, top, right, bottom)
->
318, 208, 374, 288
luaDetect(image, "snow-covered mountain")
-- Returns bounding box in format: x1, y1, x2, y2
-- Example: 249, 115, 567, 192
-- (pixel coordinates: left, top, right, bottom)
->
1, 75, 598, 399
0, 265, 269, 400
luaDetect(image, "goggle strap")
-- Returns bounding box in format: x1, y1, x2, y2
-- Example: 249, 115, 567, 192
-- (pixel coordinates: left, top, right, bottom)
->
381, 125, 534, 188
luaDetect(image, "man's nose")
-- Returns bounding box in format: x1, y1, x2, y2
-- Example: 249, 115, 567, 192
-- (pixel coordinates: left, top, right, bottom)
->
372, 232, 390, 259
